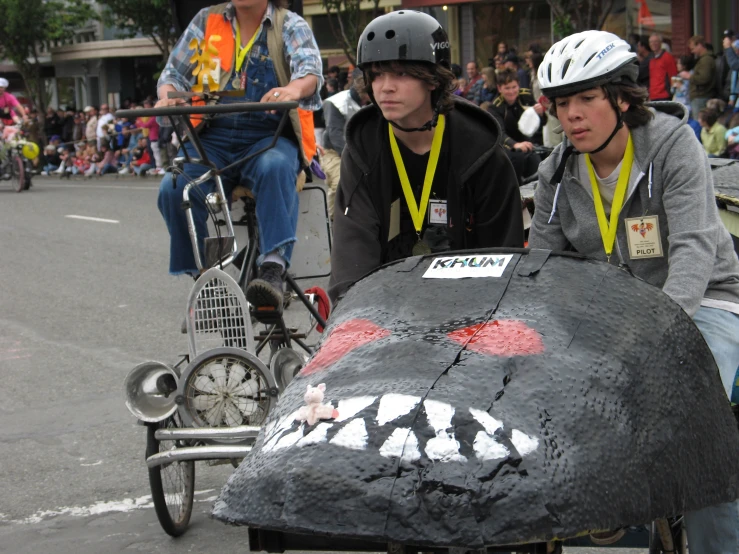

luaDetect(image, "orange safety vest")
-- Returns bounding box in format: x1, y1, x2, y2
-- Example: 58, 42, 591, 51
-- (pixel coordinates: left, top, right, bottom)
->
193, 3, 315, 166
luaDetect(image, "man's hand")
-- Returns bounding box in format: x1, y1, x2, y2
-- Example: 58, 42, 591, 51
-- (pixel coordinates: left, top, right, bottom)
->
533, 103, 545, 116
514, 141, 534, 152
724, 37, 732, 49
155, 84, 187, 108
260, 84, 301, 105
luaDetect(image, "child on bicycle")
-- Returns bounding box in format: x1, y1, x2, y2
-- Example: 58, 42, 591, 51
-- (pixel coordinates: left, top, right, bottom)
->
528, 30, 739, 553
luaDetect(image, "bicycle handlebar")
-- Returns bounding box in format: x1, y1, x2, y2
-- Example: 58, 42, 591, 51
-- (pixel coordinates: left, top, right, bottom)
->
115, 101, 298, 119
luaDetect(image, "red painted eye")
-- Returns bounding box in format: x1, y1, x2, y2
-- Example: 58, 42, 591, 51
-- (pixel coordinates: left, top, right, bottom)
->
447, 320, 545, 357
299, 319, 392, 375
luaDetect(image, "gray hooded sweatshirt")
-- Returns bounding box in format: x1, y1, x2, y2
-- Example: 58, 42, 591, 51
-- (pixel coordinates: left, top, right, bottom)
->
529, 102, 739, 317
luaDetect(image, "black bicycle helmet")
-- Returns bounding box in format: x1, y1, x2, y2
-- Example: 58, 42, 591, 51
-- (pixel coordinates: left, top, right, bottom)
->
357, 11, 451, 131
357, 10, 450, 69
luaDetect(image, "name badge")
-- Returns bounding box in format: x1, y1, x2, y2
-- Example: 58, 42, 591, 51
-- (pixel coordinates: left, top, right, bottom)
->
625, 215, 664, 259
428, 199, 448, 225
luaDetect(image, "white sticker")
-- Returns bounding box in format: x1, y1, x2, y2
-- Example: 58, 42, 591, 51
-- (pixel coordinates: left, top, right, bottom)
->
422, 254, 513, 279
428, 199, 448, 225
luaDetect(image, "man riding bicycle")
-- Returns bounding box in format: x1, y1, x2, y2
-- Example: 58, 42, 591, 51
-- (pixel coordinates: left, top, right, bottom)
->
528, 30, 739, 553
328, 11, 523, 304
155, 0, 322, 314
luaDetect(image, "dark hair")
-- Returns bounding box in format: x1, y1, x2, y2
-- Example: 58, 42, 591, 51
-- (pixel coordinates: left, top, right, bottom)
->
505, 54, 520, 66
326, 78, 339, 90
496, 68, 519, 86
271, 0, 288, 9
528, 42, 542, 54
678, 54, 694, 71
699, 108, 719, 127
637, 38, 650, 51
548, 82, 654, 129
365, 60, 456, 115
450, 63, 462, 78
328, 65, 340, 75
530, 52, 544, 72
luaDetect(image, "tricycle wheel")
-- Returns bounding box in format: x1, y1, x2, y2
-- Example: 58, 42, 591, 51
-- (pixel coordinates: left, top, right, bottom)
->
146, 414, 195, 537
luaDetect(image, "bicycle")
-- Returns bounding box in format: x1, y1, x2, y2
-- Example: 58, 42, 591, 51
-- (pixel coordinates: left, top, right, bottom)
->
119, 96, 330, 536
0, 124, 36, 192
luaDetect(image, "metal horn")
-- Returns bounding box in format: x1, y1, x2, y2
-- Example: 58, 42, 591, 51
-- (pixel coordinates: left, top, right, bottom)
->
124, 361, 180, 422
270, 349, 305, 392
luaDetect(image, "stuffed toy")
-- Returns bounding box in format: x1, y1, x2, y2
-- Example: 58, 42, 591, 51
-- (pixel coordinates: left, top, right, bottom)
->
295, 383, 339, 426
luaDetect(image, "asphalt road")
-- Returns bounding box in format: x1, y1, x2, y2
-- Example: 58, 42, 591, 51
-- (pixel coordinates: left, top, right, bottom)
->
0, 175, 645, 554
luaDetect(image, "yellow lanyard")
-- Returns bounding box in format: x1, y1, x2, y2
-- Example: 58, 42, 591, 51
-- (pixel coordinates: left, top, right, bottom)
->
235, 23, 262, 72
388, 115, 446, 234
583, 132, 634, 261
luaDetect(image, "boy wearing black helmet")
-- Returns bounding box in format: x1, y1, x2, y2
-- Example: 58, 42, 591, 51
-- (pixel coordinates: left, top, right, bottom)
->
529, 30, 739, 553
328, 10, 523, 303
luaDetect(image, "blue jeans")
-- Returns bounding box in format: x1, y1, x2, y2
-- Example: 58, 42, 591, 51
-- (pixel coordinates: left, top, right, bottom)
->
683, 306, 739, 554
134, 163, 152, 176
157, 120, 299, 276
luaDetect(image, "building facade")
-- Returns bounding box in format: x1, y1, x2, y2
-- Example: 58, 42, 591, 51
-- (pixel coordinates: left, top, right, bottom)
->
1, 0, 738, 109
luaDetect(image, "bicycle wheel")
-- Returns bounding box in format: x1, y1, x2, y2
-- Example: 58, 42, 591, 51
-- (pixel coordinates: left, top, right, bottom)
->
10, 154, 24, 193
146, 414, 195, 537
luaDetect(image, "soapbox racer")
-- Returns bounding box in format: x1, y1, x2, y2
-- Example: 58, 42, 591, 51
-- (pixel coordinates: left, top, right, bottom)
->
212, 248, 739, 553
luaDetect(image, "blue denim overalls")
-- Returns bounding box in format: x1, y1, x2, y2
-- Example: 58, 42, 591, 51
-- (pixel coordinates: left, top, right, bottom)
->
158, 23, 300, 275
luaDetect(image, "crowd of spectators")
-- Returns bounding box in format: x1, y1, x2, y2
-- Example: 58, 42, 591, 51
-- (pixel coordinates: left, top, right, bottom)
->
15, 97, 177, 178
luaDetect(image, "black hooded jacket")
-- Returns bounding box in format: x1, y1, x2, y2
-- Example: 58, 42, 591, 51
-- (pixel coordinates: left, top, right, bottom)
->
328, 97, 524, 303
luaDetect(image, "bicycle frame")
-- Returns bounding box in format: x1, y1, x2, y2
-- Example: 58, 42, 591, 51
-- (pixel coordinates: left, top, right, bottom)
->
116, 100, 297, 272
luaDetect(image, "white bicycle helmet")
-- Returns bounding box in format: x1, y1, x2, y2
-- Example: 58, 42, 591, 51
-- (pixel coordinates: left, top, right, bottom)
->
539, 30, 638, 99
0, 77, 9, 88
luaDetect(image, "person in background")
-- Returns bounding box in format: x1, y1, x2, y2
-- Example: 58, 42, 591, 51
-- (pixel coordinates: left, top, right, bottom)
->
723, 32, 739, 110
321, 68, 370, 219
647, 33, 677, 101
463, 61, 483, 101
688, 35, 717, 115
504, 54, 531, 89
698, 108, 727, 157
136, 100, 163, 174
636, 38, 652, 90
61, 107, 75, 144
84, 106, 97, 142
475, 67, 497, 106
0, 77, 27, 126
129, 135, 153, 176
96, 104, 114, 150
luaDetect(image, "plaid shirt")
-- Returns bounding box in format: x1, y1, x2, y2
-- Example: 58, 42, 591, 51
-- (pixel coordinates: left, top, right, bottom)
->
158, 2, 323, 110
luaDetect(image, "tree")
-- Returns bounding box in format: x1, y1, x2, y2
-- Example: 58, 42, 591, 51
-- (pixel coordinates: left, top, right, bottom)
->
320, 0, 382, 66
98, 0, 176, 64
0, 0, 97, 115
547, 0, 615, 39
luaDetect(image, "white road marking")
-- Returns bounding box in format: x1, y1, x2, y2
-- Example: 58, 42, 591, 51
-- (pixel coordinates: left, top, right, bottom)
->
5, 489, 217, 524
65, 215, 119, 224
44, 183, 157, 191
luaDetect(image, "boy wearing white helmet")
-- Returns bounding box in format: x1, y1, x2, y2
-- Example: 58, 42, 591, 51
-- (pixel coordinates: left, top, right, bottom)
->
529, 30, 739, 553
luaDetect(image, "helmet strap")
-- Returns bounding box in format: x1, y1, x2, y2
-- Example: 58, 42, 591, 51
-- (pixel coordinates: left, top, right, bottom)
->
388, 108, 440, 133
588, 103, 624, 155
